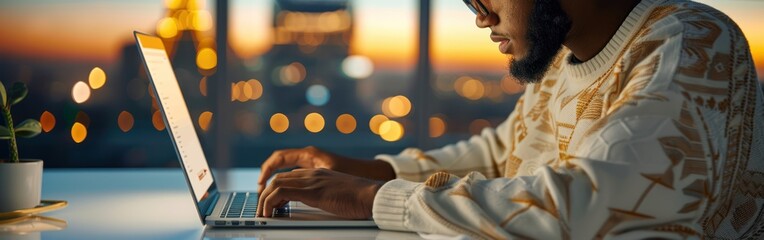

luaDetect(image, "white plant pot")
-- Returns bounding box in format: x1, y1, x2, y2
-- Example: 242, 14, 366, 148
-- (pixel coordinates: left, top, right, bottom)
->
0, 160, 43, 212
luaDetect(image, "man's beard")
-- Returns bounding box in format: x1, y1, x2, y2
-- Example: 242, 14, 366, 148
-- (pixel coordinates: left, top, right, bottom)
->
509, 0, 572, 84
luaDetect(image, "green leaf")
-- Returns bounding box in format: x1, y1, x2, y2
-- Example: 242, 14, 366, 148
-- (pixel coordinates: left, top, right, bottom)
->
9, 82, 28, 106
0, 81, 6, 108
0, 125, 9, 140
15, 119, 41, 138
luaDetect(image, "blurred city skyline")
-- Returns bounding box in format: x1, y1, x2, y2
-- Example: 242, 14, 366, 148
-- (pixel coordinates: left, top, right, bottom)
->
0, 0, 761, 168
2, 0, 760, 76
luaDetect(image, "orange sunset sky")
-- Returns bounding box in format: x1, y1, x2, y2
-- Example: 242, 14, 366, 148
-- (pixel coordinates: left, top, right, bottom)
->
0, 0, 762, 77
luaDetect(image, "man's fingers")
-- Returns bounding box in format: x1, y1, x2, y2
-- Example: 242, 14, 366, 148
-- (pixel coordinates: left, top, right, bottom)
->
258, 151, 287, 186
259, 169, 312, 193
258, 148, 320, 186
262, 187, 305, 217
257, 172, 311, 217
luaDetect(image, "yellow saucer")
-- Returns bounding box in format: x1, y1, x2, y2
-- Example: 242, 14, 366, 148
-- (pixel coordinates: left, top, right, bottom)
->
0, 200, 68, 221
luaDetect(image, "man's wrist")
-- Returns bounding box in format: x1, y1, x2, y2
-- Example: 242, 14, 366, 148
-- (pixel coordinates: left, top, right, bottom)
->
369, 159, 396, 181
362, 180, 383, 219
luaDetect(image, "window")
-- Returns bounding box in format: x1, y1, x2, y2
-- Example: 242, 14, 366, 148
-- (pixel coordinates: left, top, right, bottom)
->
226, 0, 418, 166
0, 0, 761, 168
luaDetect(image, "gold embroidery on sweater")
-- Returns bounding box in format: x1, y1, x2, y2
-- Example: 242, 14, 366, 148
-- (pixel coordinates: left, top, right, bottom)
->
678, 20, 723, 79
676, 81, 728, 95
595, 208, 655, 239
730, 172, 764, 230
500, 204, 532, 227
679, 200, 703, 214
510, 190, 559, 219
514, 119, 528, 144
449, 184, 477, 203
505, 155, 523, 178
397, 166, 493, 181
425, 171, 451, 188
579, 94, 604, 120
582, 54, 664, 139
641, 168, 676, 190
638, 5, 680, 37
652, 223, 701, 237
683, 179, 709, 199
527, 92, 552, 121
478, 218, 512, 240
708, 53, 732, 81
536, 112, 555, 135
731, 199, 757, 232
415, 151, 438, 164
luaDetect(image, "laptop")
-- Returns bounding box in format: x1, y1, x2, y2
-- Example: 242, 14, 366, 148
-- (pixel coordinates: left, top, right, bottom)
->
134, 31, 377, 228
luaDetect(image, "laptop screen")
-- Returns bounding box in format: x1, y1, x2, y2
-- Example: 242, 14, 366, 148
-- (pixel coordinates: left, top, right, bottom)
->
135, 32, 214, 202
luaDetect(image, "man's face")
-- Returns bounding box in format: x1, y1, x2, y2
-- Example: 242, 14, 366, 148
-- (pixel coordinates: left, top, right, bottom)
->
475, 0, 571, 84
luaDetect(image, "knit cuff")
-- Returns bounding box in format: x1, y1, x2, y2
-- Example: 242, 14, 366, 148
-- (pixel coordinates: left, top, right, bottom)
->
375, 148, 428, 182
372, 179, 420, 232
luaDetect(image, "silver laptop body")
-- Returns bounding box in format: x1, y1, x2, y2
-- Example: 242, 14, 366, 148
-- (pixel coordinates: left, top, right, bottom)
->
134, 31, 376, 228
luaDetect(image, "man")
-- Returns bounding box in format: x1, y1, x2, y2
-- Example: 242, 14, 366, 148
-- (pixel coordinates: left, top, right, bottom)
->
256, 0, 764, 238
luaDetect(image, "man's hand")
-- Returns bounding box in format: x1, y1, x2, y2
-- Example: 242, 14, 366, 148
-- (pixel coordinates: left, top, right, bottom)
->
256, 168, 383, 219
257, 146, 395, 192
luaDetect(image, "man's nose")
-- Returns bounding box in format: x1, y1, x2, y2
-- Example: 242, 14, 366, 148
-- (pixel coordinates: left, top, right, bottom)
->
475, 13, 498, 28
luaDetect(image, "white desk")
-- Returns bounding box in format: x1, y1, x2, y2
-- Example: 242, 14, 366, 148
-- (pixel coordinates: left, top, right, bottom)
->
0, 169, 421, 240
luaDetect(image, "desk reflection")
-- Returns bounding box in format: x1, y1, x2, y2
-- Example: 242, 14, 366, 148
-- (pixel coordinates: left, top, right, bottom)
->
31, 169, 424, 239
0, 215, 67, 240
203, 226, 422, 240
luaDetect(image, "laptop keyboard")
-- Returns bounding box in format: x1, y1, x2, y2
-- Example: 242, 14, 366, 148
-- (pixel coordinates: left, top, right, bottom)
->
220, 192, 258, 218
219, 192, 290, 218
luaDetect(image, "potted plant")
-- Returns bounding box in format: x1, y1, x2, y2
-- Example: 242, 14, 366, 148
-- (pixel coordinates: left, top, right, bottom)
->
0, 81, 42, 212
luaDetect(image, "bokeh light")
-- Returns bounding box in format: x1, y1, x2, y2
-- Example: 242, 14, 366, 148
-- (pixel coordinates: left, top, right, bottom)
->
72, 81, 91, 104
165, 0, 183, 10
198, 111, 213, 132
237, 81, 253, 102
379, 120, 404, 142
304, 112, 325, 133
381, 97, 392, 116
40, 111, 55, 133
342, 55, 374, 79
469, 119, 491, 135
460, 78, 485, 100
196, 48, 217, 70
484, 81, 503, 102
231, 82, 240, 102
152, 111, 166, 131
88, 67, 106, 90
368, 114, 389, 135
191, 10, 213, 31
279, 62, 306, 85
199, 77, 208, 96
501, 75, 525, 95
157, 17, 179, 38
71, 122, 87, 143
176, 10, 190, 30
335, 114, 357, 134
429, 116, 446, 138
247, 79, 263, 100
118, 111, 135, 133
306, 84, 330, 106
388, 95, 411, 117
270, 113, 289, 133
454, 76, 470, 94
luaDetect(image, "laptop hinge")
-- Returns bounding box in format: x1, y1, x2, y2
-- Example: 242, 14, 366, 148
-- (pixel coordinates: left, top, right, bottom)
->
204, 191, 220, 217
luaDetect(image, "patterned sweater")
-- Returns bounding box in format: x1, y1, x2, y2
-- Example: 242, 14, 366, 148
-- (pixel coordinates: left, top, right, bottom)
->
372, 0, 764, 239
